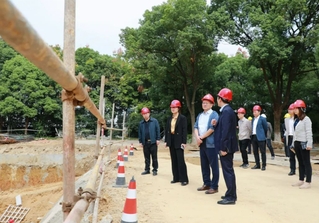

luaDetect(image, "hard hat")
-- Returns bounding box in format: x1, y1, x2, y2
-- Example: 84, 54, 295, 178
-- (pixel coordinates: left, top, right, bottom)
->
261, 114, 266, 118
217, 88, 232, 102
248, 116, 252, 121
201, 94, 214, 104
170, 100, 181, 108
288, 103, 295, 110
9, 220, 14, 223
237, 107, 246, 114
284, 113, 290, 118
140, 107, 150, 114
294, 99, 306, 108
253, 105, 262, 111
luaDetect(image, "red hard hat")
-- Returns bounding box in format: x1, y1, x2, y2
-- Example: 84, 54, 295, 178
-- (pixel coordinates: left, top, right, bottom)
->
253, 105, 262, 111
288, 103, 295, 110
170, 100, 181, 108
217, 88, 232, 101
294, 99, 306, 108
140, 107, 150, 114
9, 220, 14, 223
237, 107, 246, 114
202, 94, 215, 104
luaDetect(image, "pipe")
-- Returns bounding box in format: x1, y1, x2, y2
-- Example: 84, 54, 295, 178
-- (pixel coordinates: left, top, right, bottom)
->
64, 146, 107, 223
0, 0, 106, 127
92, 159, 109, 223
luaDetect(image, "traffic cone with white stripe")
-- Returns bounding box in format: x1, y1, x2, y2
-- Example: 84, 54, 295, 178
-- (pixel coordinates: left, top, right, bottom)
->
129, 143, 134, 156
114, 155, 126, 187
121, 176, 137, 223
116, 148, 122, 168
123, 146, 129, 161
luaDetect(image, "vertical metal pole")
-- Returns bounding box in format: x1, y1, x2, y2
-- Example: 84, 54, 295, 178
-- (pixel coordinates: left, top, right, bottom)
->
95, 76, 106, 158
110, 103, 115, 140
122, 111, 126, 140
62, 0, 76, 219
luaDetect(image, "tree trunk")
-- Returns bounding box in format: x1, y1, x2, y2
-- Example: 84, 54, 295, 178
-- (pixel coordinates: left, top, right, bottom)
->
25, 117, 29, 135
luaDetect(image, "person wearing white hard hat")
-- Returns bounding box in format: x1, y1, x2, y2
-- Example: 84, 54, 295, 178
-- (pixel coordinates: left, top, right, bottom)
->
261, 114, 275, 159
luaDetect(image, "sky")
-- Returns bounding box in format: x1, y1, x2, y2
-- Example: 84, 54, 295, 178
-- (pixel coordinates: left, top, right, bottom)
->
10, 0, 242, 57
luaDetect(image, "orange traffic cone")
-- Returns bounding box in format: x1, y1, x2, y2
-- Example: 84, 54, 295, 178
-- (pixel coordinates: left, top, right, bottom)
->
116, 148, 122, 168
123, 146, 129, 161
129, 143, 134, 156
113, 155, 126, 187
121, 176, 137, 223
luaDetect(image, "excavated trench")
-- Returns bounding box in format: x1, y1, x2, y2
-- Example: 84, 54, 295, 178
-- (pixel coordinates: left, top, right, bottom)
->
0, 140, 96, 191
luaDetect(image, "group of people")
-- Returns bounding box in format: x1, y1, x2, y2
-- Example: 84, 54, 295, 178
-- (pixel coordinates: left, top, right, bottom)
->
138, 88, 238, 205
235, 100, 313, 188
137, 87, 313, 207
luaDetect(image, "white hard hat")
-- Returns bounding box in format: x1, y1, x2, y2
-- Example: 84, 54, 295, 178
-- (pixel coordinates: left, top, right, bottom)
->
261, 114, 266, 118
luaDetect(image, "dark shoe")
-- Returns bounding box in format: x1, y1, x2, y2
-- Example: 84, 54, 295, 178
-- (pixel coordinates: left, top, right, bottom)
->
141, 171, 150, 175
261, 166, 266, 171
181, 182, 188, 186
197, 185, 210, 191
242, 164, 249, 169
221, 196, 237, 201
288, 171, 295, 176
152, 172, 157, 176
205, 189, 218, 194
239, 163, 245, 167
251, 165, 260, 169
217, 199, 236, 205
171, 180, 179, 184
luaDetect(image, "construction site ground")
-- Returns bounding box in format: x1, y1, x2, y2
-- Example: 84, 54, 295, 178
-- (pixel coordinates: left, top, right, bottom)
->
0, 139, 319, 223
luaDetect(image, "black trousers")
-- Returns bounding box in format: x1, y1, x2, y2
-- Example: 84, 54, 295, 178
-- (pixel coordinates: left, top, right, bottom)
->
169, 135, 188, 182
239, 139, 249, 164
252, 135, 266, 167
220, 153, 237, 201
143, 142, 158, 172
287, 135, 296, 172
294, 141, 312, 183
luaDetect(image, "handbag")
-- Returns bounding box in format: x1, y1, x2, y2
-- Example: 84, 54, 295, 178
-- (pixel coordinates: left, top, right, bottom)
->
300, 141, 307, 150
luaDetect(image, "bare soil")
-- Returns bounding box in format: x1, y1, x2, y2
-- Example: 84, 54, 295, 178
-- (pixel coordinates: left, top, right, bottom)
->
1, 140, 319, 223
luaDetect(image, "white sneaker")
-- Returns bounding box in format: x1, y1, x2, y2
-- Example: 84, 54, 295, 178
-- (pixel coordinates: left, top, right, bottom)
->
292, 181, 304, 187
299, 182, 311, 189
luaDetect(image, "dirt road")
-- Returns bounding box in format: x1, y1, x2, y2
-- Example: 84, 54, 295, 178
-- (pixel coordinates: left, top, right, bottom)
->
1, 140, 319, 223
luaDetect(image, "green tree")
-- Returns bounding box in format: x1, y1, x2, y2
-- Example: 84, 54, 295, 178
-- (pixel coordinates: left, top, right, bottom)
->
74, 47, 139, 133
120, 0, 220, 141
210, 0, 319, 140
0, 55, 61, 135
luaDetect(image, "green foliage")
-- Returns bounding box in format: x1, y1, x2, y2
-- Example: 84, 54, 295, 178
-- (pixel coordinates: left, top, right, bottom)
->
209, 0, 319, 140
120, 0, 221, 138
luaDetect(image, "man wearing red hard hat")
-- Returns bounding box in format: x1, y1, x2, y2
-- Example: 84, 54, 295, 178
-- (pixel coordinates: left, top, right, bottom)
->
138, 107, 161, 176
251, 105, 268, 171
194, 94, 219, 194
237, 107, 251, 169
285, 103, 296, 176
213, 88, 238, 205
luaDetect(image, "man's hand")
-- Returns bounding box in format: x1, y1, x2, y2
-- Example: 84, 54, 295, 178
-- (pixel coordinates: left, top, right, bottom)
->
156, 140, 160, 146
219, 150, 227, 156
211, 119, 217, 126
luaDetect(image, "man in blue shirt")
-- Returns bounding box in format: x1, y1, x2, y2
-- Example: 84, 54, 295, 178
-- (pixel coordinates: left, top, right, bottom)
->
251, 105, 268, 171
194, 94, 219, 194
138, 107, 161, 176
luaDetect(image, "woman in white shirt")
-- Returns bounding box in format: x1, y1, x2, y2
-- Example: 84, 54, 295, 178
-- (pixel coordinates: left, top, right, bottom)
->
291, 100, 313, 189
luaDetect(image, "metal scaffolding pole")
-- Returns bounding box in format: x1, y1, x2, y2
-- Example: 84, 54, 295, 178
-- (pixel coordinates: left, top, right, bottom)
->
62, 0, 76, 219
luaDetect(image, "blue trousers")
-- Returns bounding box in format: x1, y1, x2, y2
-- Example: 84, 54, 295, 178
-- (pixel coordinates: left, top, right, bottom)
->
199, 142, 219, 190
